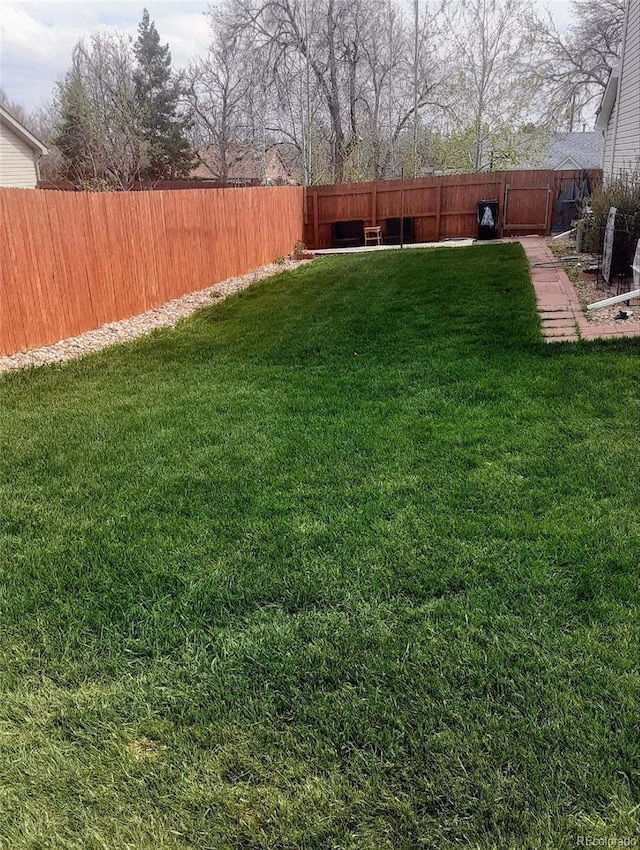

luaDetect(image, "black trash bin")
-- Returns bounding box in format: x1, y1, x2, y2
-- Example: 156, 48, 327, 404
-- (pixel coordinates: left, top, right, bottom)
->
477, 200, 499, 240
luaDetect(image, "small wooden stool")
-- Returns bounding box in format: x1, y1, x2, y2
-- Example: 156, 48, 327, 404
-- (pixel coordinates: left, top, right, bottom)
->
364, 225, 382, 246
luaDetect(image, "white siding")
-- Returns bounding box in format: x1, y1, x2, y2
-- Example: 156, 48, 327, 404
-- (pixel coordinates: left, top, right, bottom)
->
610, 0, 640, 176
0, 122, 39, 188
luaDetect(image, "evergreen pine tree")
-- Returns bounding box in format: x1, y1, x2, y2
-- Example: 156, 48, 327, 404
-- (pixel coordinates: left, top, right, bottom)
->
133, 9, 194, 180
53, 62, 99, 187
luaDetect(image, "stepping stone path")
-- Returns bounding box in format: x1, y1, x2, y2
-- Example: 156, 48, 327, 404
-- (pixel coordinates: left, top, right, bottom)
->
518, 237, 640, 343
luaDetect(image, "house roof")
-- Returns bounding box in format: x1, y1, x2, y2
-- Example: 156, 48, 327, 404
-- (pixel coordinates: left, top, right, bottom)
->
191, 144, 302, 184
513, 132, 604, 171
595, 65, 620, 131
0, 105, 48, 155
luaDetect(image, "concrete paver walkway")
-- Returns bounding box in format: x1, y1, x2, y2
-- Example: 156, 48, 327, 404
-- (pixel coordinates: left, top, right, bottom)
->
518, 237, 640, 344
313, 238, 474, 255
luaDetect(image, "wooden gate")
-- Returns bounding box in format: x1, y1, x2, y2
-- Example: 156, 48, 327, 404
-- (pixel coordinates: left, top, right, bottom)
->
502, 182, 552, 235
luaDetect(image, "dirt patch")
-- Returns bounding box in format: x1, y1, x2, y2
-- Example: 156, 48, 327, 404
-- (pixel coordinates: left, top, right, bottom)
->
129, 738, 166, 762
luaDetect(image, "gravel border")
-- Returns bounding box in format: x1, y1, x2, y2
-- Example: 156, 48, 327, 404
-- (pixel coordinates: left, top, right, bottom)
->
571, 272, 639, 325
0, 259, 311, 375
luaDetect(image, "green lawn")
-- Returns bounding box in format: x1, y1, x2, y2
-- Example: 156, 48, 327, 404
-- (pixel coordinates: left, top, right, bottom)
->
1, 244, 639, 849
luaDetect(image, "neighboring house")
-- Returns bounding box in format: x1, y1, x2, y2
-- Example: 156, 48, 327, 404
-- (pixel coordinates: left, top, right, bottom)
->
596, 0, 640, 179
0, 105, 48, 188
512, 133, 604, 171
191, 144, 302, 186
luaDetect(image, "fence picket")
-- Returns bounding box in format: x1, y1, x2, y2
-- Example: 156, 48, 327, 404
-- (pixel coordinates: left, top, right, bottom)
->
0, 186, 304, 357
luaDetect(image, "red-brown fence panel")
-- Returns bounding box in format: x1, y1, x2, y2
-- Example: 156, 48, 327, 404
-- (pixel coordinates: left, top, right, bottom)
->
0, 186, 304, 357
303, 169, 601, 249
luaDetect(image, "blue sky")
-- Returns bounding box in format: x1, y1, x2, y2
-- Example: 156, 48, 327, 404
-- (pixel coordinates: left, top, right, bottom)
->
0, 0, 576, 112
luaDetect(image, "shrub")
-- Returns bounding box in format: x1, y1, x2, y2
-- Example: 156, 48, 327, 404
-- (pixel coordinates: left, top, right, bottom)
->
293, 240, 307, 259
586, 170, 640, 277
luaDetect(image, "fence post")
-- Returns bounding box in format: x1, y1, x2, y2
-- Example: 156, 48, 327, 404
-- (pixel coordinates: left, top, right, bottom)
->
503, 183, 510, 236
435, 181, 442, 241
313, 188, 319, 249
372, 183, 377, 226
543, 181, 552, 235
498, 172, 507, 238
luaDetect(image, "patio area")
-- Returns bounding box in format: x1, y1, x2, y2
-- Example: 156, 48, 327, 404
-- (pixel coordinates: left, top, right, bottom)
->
313, 237, 475, 254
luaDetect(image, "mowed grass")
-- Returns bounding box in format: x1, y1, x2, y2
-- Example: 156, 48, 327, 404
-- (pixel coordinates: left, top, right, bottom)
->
1, 243, 639, 849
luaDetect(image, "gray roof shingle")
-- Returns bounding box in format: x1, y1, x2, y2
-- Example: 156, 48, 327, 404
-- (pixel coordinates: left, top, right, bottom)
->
513, 132, 603, 171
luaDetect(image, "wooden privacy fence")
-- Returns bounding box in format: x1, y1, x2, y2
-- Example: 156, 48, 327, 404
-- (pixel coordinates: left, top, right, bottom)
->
0, 185, 304, 357
303, 169, 601, 249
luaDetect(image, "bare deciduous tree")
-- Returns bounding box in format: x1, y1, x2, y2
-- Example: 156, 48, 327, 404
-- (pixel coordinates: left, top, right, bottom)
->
529, 0, 625, 131
186, 10, 252, 181
214, 0, 378, 182
53, 34, 147, 188
43, 0, 602, 190
201, 0, 450, 183
440, 0, 543, 172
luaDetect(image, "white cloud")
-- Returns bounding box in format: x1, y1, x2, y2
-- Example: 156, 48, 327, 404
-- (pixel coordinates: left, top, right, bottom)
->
1, 5, 58, 59
151, 10, 210, 67
0, 0, 211, 109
